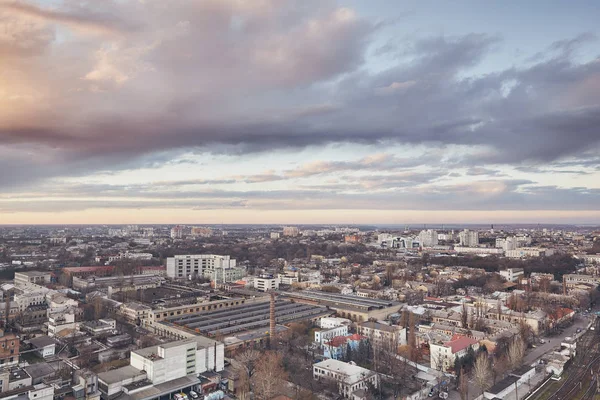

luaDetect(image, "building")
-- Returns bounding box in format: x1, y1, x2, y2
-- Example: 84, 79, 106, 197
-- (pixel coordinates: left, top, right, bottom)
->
14, 271, 52, 287
323, 334, 366, 360
80, 319, 117, 336
344, 235, 361, 243
73, 274, 163, 292
27, 336, 57, 358
47, 310, 76, 337
270, 232, 280, 239
313, 359, 378, 399
206, 266, 246, 285
357, 322, 406, 348
63, 266, 115, 278
319, 317, 352, 329
253, 276, 280, 292
120, 302, 152, 324
0, 331, 19, 368
454, 247, 503, 255
430, 335, 480, 372
563, 274, 600, 289
166, 255, 237, 279
496, 236, 518, 251
499, 268, 524, 283
129, 336, 224, 383
170, 225, 184, 239
278, 273, 299, 286
285, 291, 401, 322
418, 230, 439, 247
98, 336, 224, 400
282, 226, 299, 237
190, 227, 212, 237
315, 325, 349, 346
458, 229, 479, 247
506, 247, 555, 258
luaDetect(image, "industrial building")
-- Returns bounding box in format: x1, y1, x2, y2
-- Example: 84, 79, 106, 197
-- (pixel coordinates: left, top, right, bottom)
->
284, 291, 401, 322
98, 336, 224, 400
163, 299, 331, 337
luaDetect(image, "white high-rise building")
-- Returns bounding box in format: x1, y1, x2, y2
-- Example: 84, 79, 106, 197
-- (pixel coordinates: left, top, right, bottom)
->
418, 229, 438, 247
170, 225, 184, 239
459, 229, 479, 247
496, 236, 517, 251
166, 254, 237, 279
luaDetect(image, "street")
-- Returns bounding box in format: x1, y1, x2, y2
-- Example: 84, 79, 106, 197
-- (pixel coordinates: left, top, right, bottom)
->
447, 313, 593, 400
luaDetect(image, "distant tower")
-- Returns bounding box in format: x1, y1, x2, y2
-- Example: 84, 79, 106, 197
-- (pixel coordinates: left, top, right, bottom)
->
270, 292, 276, 345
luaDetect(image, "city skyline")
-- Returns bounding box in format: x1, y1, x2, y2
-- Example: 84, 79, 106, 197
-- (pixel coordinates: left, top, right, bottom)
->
1, 0, 600, 224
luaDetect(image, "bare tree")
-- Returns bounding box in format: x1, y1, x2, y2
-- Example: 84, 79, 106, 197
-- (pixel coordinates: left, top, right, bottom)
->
472, 353, 492, 395
507, 336, 525, 370
461, 303, 469, 328
253, 351, 289, 400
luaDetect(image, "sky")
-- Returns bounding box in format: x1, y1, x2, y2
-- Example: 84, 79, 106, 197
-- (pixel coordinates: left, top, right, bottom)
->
0, 0, 600, 225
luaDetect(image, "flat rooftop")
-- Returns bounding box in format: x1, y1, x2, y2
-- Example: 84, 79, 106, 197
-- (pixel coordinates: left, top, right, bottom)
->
284, 291, 399, 311
98, 365, 146, 385
15, 271, 49, 277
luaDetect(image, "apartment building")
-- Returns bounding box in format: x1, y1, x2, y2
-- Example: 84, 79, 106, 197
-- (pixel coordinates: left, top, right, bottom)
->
314, 325, 349, 346
357, 321, 406, 348
418, 229, 439, 247
166, 255, 236, 279
430, 335, 479, 372
506, 248, 554, 258
0, 331, 20, 368
459, 229, 479, 247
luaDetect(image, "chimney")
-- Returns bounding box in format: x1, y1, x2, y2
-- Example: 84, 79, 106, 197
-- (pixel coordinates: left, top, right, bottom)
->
270, 292, 276, 346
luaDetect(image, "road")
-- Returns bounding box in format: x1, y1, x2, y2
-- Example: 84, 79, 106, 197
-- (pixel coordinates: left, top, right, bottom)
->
523, 313, 591, 365
447, 313, 593, 400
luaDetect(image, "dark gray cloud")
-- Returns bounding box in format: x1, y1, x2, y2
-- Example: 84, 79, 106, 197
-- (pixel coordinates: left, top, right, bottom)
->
1, 0, 599, 210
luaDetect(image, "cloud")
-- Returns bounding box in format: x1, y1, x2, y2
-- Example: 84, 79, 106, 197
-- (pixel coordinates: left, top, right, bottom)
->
0, 1, 130, 36
0, 0, 599, 217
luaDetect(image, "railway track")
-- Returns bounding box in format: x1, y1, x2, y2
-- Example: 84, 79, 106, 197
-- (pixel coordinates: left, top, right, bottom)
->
545, 318, 600, 400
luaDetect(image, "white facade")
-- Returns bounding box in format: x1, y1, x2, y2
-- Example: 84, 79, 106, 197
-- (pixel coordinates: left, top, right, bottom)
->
459, 229, 479, 247
253, 277, 279, 292
270, 232, 280, 239
129, 336, 224, 385
454, 247, 503, 255
278, 274, 299, 285
499, 268, 524, 283
14, 272, 52, 287
170, 226, 184, 239
47, 311, 76, 337
506, 247, 554, 258
313, 360, 378, 399
430, 340, 479, 372
314, 325, 349, 346
418, 230, 439, 247
319, 317, 352, 329
166, 254, 237, 279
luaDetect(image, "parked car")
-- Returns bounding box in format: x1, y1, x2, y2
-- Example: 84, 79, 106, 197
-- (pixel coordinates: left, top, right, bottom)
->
540, 339, 545, 344
189, 391, 199, 399
577, 328, 582, 333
